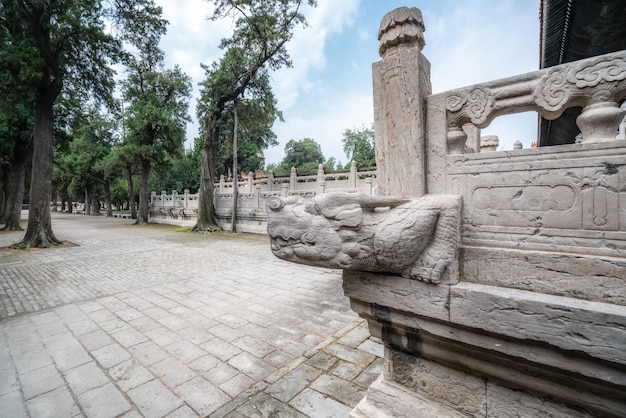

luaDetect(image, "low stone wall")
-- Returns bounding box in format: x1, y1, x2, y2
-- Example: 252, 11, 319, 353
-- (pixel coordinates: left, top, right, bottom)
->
149, 163, 378, 233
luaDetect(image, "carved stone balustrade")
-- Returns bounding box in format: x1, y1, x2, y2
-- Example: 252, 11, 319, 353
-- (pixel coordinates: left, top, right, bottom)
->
444, 50, 626, 153
267, 6, 625, 418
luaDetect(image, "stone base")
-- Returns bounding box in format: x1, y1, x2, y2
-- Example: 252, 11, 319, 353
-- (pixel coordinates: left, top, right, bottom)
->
351, 375, 468, 418
352, 369, 597, 418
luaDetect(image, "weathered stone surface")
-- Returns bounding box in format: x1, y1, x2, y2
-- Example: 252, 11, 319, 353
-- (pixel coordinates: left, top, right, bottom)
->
342, 271, 450, 321
267, 192, 461, 284
449, 282, 626, 366
373, 8, 431, 198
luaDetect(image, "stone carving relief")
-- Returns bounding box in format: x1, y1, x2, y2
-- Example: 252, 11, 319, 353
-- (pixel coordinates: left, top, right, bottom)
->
445, 50, 626, 150
266, 192, 461, 284
389, 349, 486, 415
378, 6, 425, 57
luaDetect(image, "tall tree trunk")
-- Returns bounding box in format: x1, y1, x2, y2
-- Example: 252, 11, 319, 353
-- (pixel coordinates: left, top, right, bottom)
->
103, 180, 113, 217
136, 158, 150, 225
0, 165, 6, 220
127, 165, 137, 219
193, 129, 221, 232
87, 183, 101, 215
17, 88, 61, 248
66, 195, 73, 214
85, 186, 91, 216
2, 147, 28, 231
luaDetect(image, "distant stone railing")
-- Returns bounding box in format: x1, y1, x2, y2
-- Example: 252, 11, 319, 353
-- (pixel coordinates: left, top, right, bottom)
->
149, 161, 377, 232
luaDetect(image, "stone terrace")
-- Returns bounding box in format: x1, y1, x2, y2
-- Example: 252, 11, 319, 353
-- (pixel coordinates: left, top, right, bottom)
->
0, 213, 383, 417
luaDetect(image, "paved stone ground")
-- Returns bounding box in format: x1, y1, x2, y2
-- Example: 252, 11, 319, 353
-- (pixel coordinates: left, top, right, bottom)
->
0, 212, 383, 418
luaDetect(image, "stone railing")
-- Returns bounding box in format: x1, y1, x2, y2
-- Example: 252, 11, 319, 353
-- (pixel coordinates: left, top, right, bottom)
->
149, 162, 377, 232
268, 6, 626, 418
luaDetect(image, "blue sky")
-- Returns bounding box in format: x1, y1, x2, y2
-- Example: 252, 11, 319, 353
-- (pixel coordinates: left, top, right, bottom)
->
156, 0, 540, 165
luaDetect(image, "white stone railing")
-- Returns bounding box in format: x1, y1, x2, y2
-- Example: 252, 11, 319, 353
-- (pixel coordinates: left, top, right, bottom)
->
149, 162, 377, 231
442, 50, 626, 153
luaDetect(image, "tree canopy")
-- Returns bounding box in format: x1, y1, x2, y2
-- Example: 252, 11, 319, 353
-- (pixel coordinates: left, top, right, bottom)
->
342, 125, 376, 168
1, 0, 167, 247
193, 0, 316, 232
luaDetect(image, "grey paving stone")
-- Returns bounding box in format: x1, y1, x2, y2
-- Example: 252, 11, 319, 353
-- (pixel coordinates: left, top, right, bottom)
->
164, 340, 207, 363
25, 386, 80, 418
310, 374, 366, 408
128, 379, 182, 418
128, 316, 161, 334
98, 317, 131, 334
289, 388, 352, 418
66, 318, 101, 336
78, 383, 132, 418
267, 364, 322, 403
64, 362, 109, 396
306, 352, 339, 372
227, 393, 308, 418
149, 357, 196, 387
54, 305, 90, 324
228, 352, 277, 381
143, 326, 179, 347
164, 405, 200, 418
188, 354, 220, 374
331, 360, 362, 381
35, 320, 68, 339
176, 326, 214, 345
175, 376, 231, 417
337, 326, 372, 348
128, 341, 169, 366
51, 344, 92, 371
111, 327, 148, 348
219, 372, 255, 398
20, 364, 64, 400
264, 349, 297, 368
108, 360, 154, 392
0, 364, 18, 396
42, 331, 81, 354
12, 349, 53, 375
357, 338, 384, 358
232, 335, 275, 358
353, 357, 384, 389
0, 390, 28, 418
92, 343, 132, 369
200, 339, 242, 361
203, 362, 239, 385
324, 342, 376, 368
77, 329, 115, 351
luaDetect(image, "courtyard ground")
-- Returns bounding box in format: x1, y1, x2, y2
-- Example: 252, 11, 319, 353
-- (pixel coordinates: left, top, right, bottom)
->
0, 212, 382, 417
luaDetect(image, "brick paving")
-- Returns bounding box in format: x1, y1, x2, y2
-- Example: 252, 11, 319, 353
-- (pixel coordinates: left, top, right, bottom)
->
0, 212, 382, 417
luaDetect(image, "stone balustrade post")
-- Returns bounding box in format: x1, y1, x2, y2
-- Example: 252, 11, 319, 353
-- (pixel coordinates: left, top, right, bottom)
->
267, 170, 274, 192
365, 177, 373, 195
373, 7, 430, 198
161, 190, 167, 207
349, 161, 357, 189
289, 167, 297, 192
281, 183, 288, 197
184, 189, 189, 208
219, 175, 225, 193
254, 184, 261, 210
150, 191, 156, 207
247, 172, 254, 193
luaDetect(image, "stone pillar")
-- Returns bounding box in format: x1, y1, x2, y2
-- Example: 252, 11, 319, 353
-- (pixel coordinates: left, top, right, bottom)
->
349, 161, 357, 189
267, 170, 275, 192
247, 172, 254, 193
480, 135, 499, 152
289, 167, 297, 192
373, 7, 431, 198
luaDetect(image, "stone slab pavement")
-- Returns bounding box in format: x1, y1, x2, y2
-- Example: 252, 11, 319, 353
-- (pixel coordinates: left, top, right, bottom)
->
0, 212, 383, 418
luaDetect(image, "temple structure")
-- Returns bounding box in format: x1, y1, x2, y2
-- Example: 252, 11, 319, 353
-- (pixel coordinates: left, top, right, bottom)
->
267, 5, 626, 417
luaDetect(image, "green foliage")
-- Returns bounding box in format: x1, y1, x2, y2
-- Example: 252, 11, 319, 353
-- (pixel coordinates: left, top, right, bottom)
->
268, 138, 325, 175
149, 149, 200, 194
342, 125, 376, 168
122, 62, 192, 171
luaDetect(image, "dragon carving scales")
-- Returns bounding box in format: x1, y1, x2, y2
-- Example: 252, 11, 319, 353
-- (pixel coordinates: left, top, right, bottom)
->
266, 192, 462, 284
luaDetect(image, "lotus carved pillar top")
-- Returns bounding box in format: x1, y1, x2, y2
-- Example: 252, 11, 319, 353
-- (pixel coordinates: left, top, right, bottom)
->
266, 192, 462, 284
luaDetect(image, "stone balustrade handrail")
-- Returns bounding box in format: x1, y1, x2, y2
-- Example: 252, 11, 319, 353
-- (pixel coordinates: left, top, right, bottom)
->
444, 50, 626, 153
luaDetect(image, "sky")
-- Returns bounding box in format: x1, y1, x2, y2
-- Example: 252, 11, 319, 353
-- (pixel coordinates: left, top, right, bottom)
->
155, 0, 541, 166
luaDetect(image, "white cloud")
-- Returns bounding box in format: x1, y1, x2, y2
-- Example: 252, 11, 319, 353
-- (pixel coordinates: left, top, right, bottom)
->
272, 0, 360, 110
